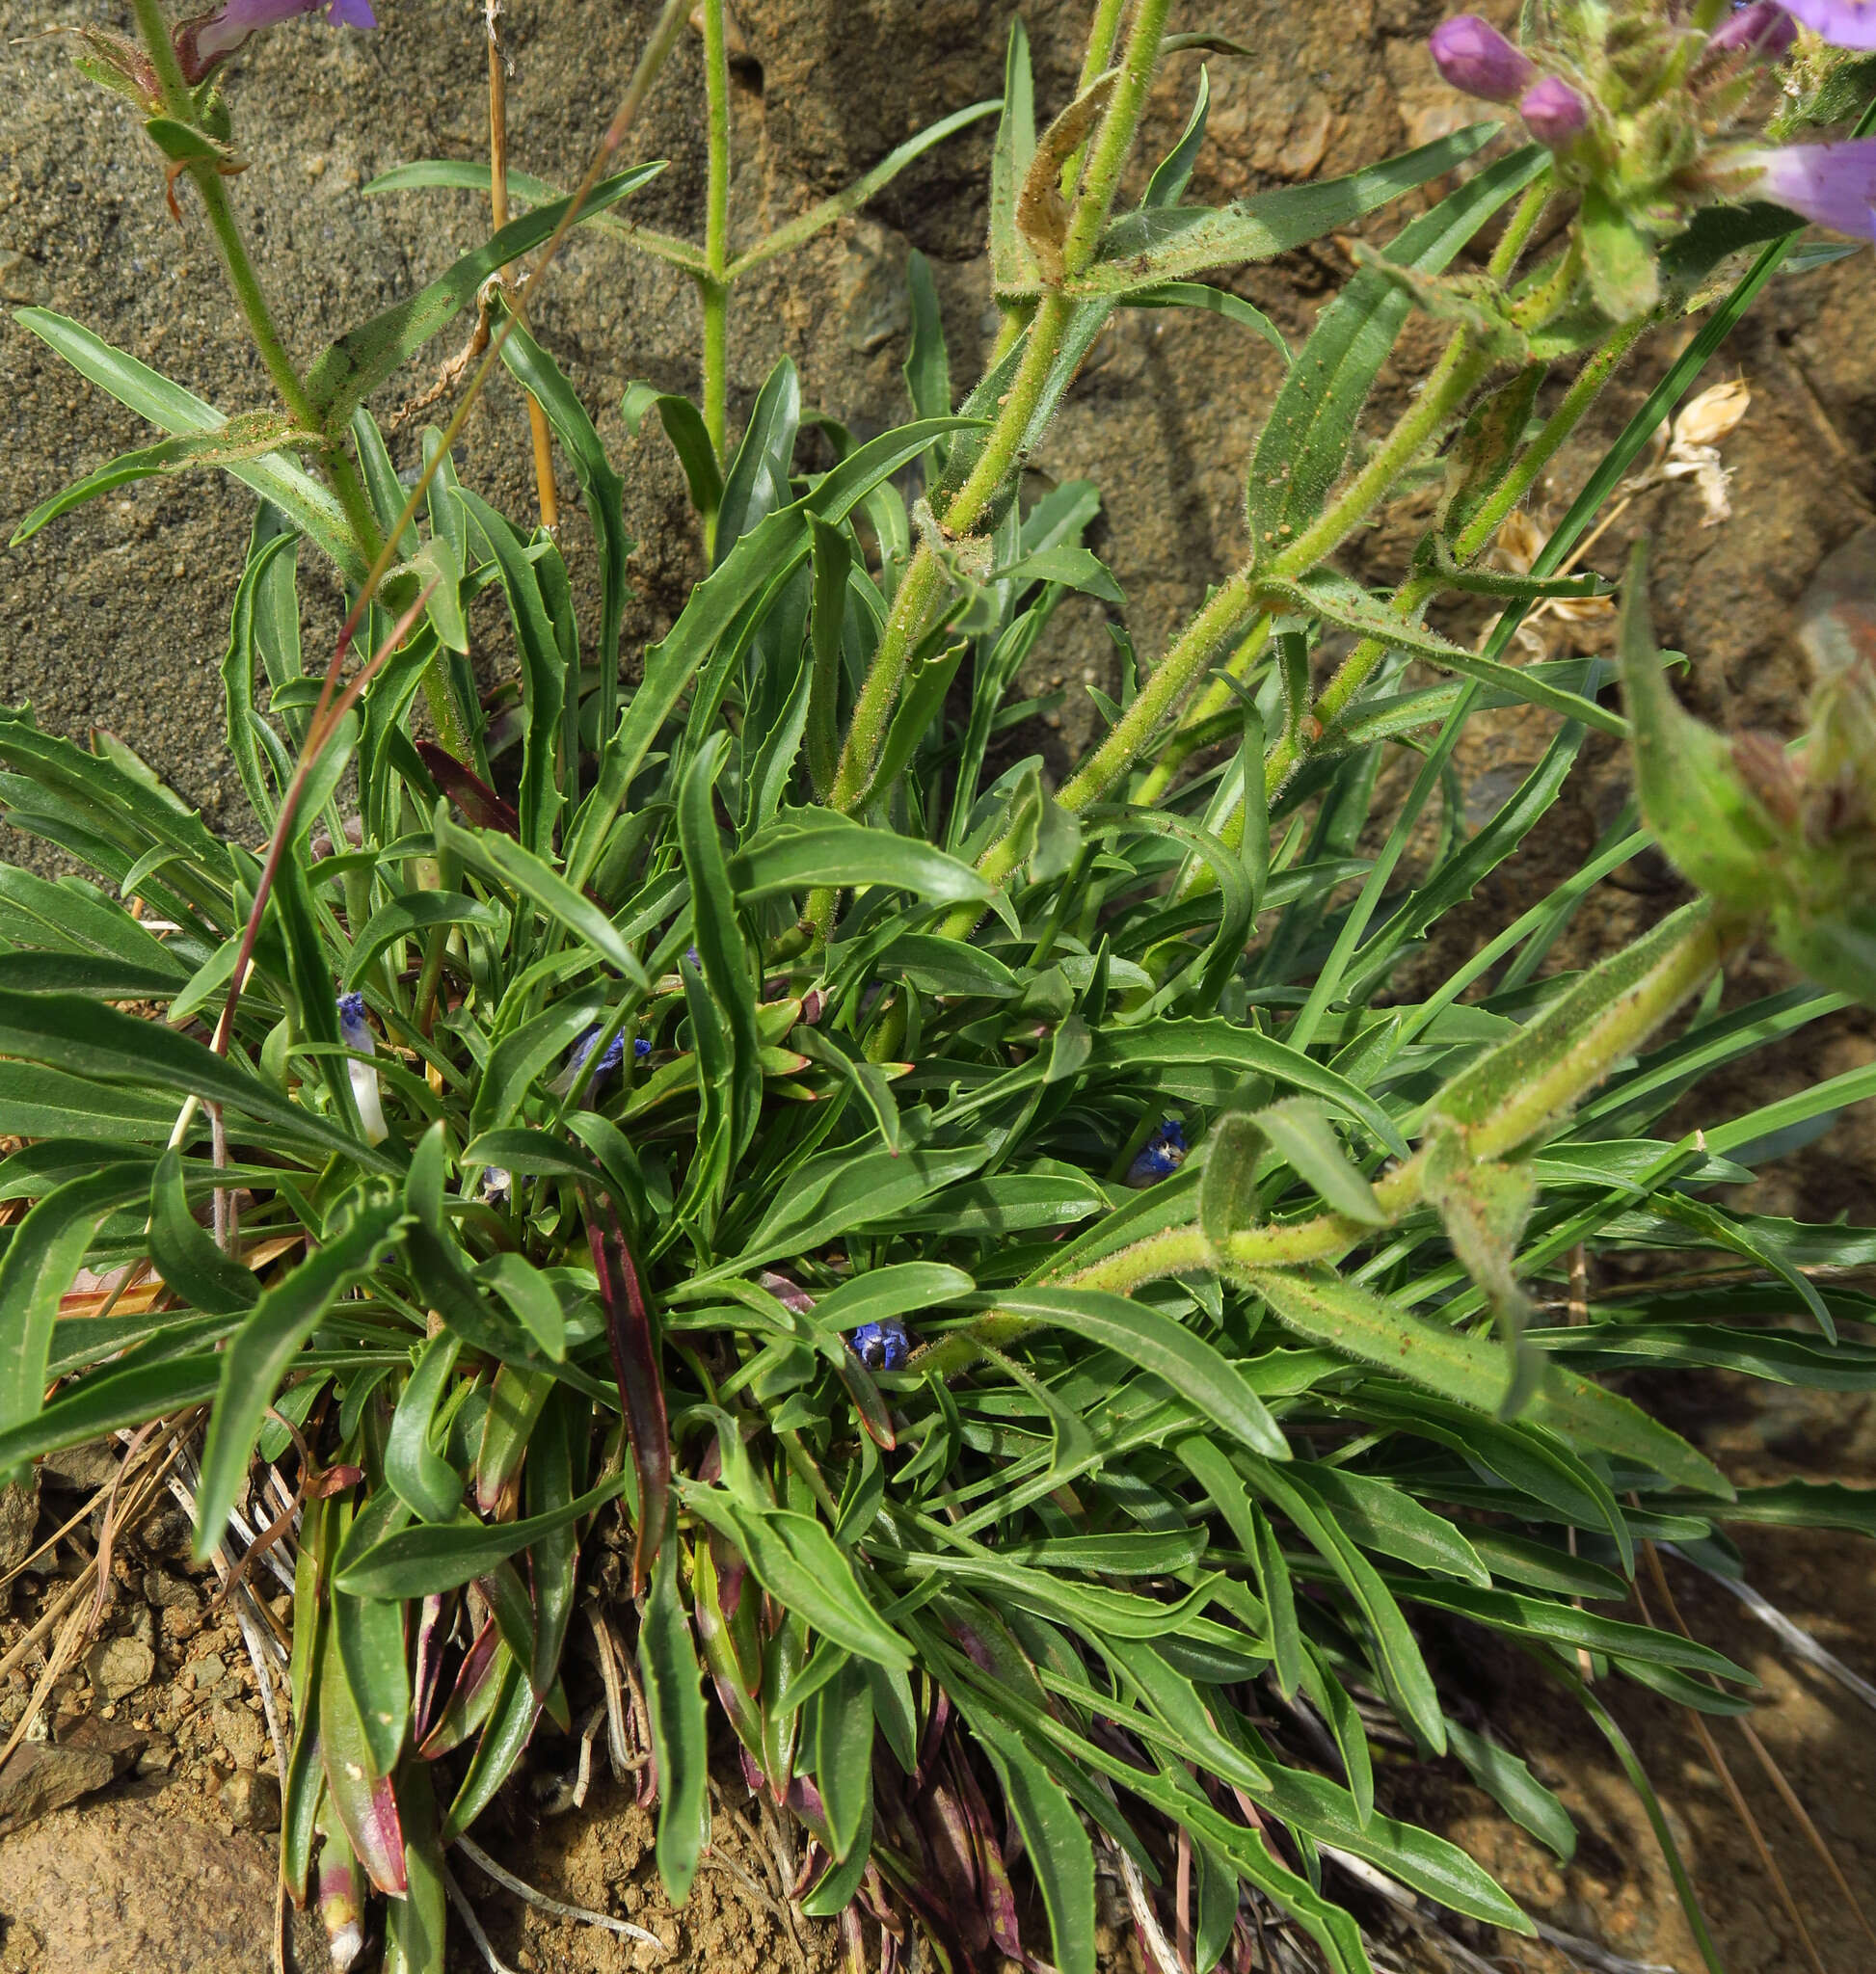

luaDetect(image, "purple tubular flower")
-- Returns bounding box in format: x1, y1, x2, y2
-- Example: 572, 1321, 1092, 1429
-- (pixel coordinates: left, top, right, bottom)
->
1127, 1117, 1190, 1188
1706, 1, 1800, 59
849, 1320, 910, 1373
1428, 14, 1539, 101
1775, 0, 1876, 47
1734, 140, 1876, 238
1519, 76, 1590, 146
176, 0, 375, 79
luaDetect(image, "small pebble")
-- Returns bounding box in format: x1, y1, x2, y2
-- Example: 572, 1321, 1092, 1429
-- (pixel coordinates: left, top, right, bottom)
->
85, 1636, 154, 1703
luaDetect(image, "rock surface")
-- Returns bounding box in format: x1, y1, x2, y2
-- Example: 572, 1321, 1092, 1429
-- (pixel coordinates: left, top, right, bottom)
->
0, 1799, 318, 1974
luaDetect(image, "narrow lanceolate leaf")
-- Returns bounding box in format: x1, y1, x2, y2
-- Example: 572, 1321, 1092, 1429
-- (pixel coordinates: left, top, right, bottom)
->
1526, 1366, 1731, 1497
582, 1186, 670, 1593
970, 1708, 1097, 1974
10, 412, 318, 547
300, 165, 667, 432
149, 1146, 259, 1317
319, 1609, 408, 1896
1033, 124, 1502, 298
1248, 1265, 1509, 1413
335, 1474, 631, 1599
639, 1534, 710, 1905
12, 310, 365, 581
0, 990, 401, 1171
998, 1287, 1289, 1458
729, 809, 997, 905
0, 1163, 150, 1450
195, 1205, 403, 1561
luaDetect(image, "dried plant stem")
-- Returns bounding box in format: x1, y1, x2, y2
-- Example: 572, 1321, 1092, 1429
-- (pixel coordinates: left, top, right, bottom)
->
700, 0, 733, 488
488, 0, 559, 531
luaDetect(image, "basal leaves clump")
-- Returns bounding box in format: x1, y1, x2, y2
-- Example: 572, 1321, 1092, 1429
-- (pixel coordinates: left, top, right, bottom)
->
6, 1, 1876, 1970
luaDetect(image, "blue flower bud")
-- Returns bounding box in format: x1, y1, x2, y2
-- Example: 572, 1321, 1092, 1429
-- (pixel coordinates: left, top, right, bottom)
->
1126, 1117, 1190, 1188
335, 992, 388, 1145
849, 1320, 910, 1372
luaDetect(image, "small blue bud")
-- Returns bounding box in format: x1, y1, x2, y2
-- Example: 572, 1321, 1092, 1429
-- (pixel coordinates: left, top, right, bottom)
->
849, 1320, 910, 1373
1127, 1117, 1189, 1188
633, 1036, 652, 1061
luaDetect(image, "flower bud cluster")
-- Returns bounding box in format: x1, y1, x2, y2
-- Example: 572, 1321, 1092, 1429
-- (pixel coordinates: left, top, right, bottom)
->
1427, 2, 1876, 320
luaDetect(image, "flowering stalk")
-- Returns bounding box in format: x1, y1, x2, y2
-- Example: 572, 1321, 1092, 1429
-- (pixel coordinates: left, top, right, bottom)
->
913, 906, 1723, 1382
819, 0, 1176, 834
125, 0, 383, 563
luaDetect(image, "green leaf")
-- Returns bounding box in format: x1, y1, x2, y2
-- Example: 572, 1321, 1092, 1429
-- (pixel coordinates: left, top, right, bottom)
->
639, 1532, 709, 1903
1245, 145, 1545, 554
301, 165, 667, 433
1579, 183, 1659, 322
1090, 1018, 1407, 1159
1122, 280, 1290, 362
810, 1263, 977, 1337
149, 1146, 258, 1318
13, 309, 365, 581
996, 1286, 1289, 1458
679, 1482, 913, 1669
333, 1585, 412, 1779
988, 18, 1037, 292
994, 544, 1124, 604
1259, 573, 1626, 737
385, 1332, 465, 1524
10, 411, 318, 547
195, 1204, 404, 1560
1059, 124, 1501, 296
716, 355, 801, 559
0, 1163, 152, 1448
730, 809, 996, 905
436, 814, 648, 992
493, 301, 631, 750
815, 1656, 873, 1861
335, 1472, 630, 1598
679, 734, 764, 1166
0, 989, 400, 1172
971, 1710, 1096, 1974
623, 383, 722, 530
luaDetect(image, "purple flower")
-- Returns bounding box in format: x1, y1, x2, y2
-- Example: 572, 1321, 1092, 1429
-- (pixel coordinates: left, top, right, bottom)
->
849, 1320, 910, 1373
633, 1035, 653, 1061
176, 0, 376, 80
1773, 0, 1876, 47
1428, 14, 1538, 101
1706, 2, 1800, 59
1733, 140, 1876, 238
1519, 76, 1590, 147
1127, 1117, 1190, 1188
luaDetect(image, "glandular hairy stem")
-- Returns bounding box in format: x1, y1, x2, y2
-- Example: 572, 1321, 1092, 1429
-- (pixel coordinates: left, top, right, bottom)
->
912, 910, 1721, 1382
822, 0, 1176, 833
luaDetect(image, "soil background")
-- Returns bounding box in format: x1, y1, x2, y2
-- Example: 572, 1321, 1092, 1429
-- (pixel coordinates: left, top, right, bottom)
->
3, 0, 1876, 1969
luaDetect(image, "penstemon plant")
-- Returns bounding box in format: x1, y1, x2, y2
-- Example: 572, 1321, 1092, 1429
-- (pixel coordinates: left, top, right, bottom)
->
7, 1, 1876, 1970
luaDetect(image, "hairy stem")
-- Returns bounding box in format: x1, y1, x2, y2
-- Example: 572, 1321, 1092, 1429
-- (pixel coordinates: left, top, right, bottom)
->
914, 911, 1721, 1380
1042, 330, 1493, 842
823, 0, 1174, 829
